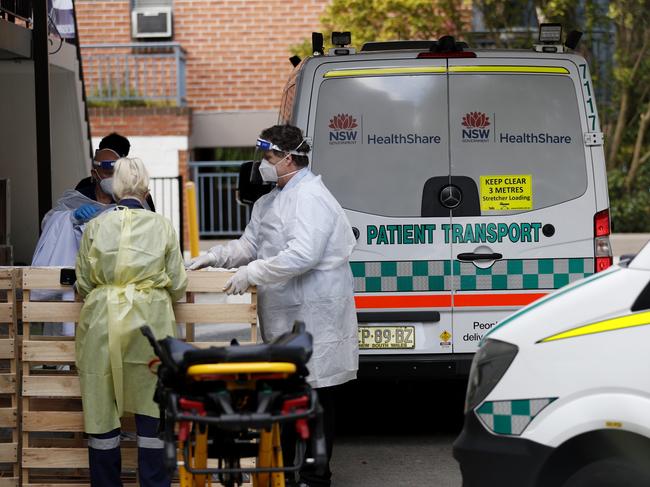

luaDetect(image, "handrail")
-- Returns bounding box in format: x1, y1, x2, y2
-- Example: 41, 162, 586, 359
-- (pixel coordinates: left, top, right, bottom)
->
189, 161, 251, 237
83, 41, 186, 52
189, 161, 246, 168
81, 42, 187, 106
0, 0, 32, 24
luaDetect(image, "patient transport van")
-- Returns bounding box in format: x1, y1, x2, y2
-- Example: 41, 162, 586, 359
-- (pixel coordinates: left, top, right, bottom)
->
272, 32, 611, 377
453, 249, 650, 487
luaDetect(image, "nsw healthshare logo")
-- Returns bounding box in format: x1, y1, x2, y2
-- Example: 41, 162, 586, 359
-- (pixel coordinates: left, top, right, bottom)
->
329, 113, 359, 144
462, 111, 491, 142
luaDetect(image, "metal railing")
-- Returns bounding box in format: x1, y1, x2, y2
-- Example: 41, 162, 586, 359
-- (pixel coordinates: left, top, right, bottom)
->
0, 0, 31, 23
81, 42, 187, 107
190, 162, 251, 237
150, 175, 184, 251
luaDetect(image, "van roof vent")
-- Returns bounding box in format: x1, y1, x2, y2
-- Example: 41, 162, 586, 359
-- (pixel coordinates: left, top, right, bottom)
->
361, 38, 469, 53
361, 40, 439, 52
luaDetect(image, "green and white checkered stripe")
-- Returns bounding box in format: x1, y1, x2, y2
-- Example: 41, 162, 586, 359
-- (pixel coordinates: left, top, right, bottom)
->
475, 398, 556, 435
350, 258, 593, 293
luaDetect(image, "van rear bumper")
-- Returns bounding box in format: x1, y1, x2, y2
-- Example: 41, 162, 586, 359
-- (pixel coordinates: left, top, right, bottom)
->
358, 353, 473, 379
453, 411, 553, 487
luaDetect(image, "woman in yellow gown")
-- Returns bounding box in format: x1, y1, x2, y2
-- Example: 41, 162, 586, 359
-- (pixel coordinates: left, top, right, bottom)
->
76, 157, 187, 487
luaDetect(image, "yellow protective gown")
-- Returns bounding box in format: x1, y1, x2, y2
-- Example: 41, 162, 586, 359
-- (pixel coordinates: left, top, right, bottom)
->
75, 207, 187, 434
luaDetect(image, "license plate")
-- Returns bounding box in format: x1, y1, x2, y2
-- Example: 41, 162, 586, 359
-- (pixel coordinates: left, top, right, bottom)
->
358, 326, 415, 350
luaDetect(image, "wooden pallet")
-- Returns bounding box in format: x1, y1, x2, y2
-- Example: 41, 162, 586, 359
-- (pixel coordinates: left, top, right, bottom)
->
20, 267, 257, 486
0, 269, 19, 487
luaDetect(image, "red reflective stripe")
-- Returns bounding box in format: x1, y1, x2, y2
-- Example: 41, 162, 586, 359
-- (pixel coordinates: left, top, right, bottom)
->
355, 295, 452, 309
454, 293, 547, 307
354, 293, 547, 309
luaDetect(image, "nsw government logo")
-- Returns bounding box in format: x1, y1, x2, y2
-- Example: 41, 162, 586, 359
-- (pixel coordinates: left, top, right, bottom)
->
329, 113, 359, 145
462, 111, 491, 143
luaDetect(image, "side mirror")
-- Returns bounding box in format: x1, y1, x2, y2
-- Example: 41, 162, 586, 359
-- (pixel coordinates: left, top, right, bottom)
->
619, 254, 636, 266
237, 161, 273, 206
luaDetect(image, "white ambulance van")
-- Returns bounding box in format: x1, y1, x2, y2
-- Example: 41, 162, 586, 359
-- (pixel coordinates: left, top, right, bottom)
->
453, 249, 650, 487
270, 30, 611, 378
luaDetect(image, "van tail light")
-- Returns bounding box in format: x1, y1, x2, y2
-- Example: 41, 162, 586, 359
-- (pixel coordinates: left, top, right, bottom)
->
594, 209, 612, 272
594, 209, 610, 237
595, 253, 613, 272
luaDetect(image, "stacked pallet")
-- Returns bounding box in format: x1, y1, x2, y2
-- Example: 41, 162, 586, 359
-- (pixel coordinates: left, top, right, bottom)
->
20, 267, 257, 486
0, 269, 19, 486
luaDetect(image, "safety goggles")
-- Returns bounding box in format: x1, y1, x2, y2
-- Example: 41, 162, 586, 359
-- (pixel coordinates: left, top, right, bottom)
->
92, 148, 120, 170
92, 160, 116, 170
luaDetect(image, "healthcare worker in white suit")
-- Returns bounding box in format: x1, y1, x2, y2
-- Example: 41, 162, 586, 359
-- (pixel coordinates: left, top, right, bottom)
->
189, 124, 358, 487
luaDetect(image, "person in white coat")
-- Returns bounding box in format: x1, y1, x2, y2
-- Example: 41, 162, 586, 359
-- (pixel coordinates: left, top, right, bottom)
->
189, 124, 358, 487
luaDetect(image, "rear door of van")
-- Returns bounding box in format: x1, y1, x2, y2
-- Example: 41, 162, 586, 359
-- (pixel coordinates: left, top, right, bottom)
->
446, 57, 597, 352
308, 58, 458, 358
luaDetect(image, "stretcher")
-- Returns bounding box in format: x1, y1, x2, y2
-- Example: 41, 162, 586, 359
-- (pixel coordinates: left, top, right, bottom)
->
141, 322, 326, 487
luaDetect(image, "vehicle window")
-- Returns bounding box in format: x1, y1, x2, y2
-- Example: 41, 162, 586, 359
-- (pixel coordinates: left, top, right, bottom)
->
449, 74, 587, 214
312, 75, 449, 217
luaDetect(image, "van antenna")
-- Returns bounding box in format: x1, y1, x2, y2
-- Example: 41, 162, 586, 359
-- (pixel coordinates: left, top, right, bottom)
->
312, 33, 324, 56
289, 55, 301, 67
565, 30, 583, 50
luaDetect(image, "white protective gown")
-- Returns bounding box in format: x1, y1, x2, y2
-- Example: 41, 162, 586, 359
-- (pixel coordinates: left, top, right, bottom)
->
220, 169, 358, 388
31, 190, 111, 336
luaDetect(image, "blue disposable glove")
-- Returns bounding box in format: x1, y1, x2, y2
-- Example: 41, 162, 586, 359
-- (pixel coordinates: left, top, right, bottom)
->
73, 204, 99, 222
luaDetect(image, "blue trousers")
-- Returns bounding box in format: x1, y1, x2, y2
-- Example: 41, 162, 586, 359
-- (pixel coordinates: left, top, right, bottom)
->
88, 414, 170, 487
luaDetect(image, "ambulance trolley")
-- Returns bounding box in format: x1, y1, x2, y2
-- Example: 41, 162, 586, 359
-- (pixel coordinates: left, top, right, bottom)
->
241, 25, 613, 379
453, 247, 650, 486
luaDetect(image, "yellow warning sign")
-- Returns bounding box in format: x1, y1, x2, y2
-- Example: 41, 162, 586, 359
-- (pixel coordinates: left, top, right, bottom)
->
440, 330, 451, 342
480, 174, 532, 211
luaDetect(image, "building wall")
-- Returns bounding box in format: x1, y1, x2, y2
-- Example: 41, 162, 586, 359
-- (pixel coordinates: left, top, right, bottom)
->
172, 0, 329, 112
0, 52, 89, 264
89, 106, 191, 138
76, 0, 329, 113
0, 64, 39, 265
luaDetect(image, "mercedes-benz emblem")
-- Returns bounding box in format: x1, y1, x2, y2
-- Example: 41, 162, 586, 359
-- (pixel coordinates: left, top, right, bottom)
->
440, 184, 462, 209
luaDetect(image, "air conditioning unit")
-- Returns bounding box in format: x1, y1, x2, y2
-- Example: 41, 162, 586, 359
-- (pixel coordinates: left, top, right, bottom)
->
132, 7, 172, 39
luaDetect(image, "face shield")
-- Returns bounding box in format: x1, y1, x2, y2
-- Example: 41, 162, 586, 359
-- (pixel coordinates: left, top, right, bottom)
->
251, 137, 312, 184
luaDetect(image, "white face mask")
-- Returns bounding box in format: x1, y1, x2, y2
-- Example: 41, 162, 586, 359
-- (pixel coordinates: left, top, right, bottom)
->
259, 158, 278, 183
259, 154, 301, 184
99, 177, 114, 196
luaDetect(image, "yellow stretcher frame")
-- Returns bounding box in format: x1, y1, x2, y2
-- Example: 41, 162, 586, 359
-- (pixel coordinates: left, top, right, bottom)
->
187, 362, 297, 376
178, 361, 297, 487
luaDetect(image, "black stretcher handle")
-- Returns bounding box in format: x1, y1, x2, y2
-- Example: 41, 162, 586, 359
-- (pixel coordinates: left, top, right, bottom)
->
457, 252, 503, 261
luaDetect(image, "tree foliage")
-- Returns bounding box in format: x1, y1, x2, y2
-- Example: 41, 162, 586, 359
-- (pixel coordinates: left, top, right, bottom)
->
291, 0, 468, 57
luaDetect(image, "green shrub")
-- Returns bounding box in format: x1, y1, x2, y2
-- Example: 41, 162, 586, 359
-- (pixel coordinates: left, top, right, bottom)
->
608, 166, 650, 232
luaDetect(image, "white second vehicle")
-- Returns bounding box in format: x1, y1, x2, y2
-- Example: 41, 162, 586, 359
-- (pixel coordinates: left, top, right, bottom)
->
453, 248, 650, 486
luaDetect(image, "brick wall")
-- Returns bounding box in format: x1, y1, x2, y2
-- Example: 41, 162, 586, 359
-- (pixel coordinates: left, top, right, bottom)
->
76, 0, 329, 113
76, 1, 132, 45
89, 107, 191, 137
172, 0, 329, 111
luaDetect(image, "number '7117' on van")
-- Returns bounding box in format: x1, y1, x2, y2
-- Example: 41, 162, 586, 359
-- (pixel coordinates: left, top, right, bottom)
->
278, 38, 611, 378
